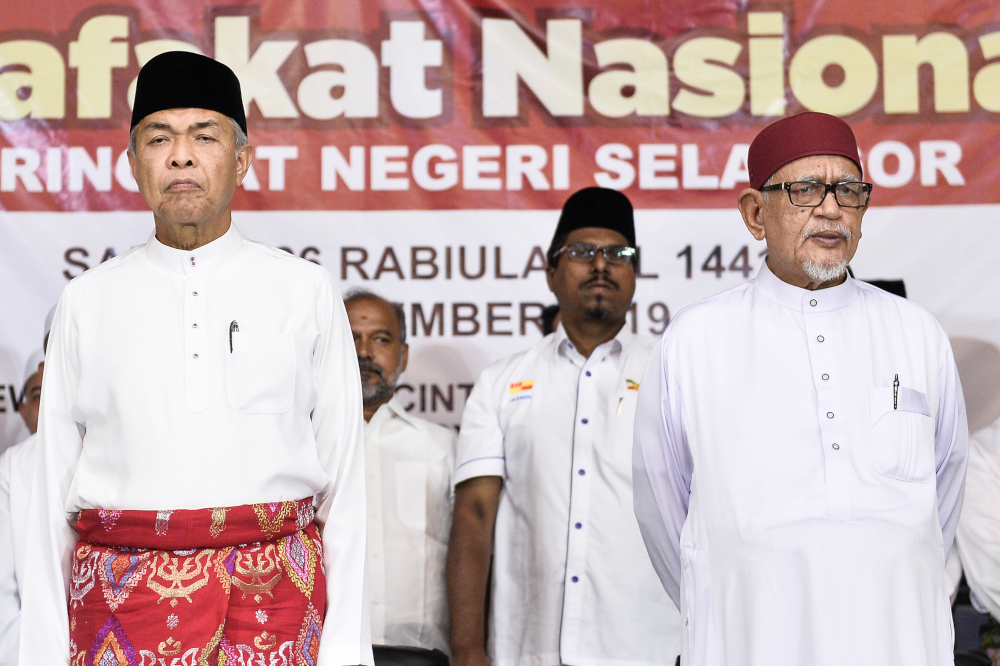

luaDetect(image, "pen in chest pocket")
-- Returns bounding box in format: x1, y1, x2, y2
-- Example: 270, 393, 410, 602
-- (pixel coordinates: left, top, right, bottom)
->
230, 320, 239, 352
893, 374, 899, 410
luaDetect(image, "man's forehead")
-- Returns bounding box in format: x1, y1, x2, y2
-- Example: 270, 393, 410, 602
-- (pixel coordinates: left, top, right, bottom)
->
565, 226, 631, 245
137, 108, 229, 131
347, 298, 400, 331
774, 154, 862, 181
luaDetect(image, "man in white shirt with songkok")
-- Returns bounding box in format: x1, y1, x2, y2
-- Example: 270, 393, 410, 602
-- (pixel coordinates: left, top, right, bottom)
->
0, 350, 44, 666
345, 290, 455, 655
633, 111, 968, 666
20, 52, 371, 666
448, 187, 682, 666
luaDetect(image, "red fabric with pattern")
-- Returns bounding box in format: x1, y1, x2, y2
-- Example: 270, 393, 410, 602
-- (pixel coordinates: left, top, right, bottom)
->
67, 500, 326, 666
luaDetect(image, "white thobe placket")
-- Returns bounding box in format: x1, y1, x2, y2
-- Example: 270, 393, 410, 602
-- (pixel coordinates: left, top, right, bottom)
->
803, 293, 852, 520
183, 255, 209, 413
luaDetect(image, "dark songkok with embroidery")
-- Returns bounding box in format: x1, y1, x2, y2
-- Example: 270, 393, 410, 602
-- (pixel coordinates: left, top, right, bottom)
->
748, 112, 862, 190
547, 187, 636, 263
131, 51, 247, 135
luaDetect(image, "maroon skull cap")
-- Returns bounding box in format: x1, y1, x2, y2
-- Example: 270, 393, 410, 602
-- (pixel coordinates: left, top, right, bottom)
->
748, 112, 863, 190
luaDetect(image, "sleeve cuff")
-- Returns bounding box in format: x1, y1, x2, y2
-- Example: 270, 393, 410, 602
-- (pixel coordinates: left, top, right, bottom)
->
452, 456, 504, 488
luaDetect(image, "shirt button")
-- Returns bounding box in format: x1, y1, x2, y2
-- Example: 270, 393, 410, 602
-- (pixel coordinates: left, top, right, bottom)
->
192, 353, 199, 359
809, 299, 818, 307
585, 371, 591, 377
190, 257, 196, 266
821, 373, 830, 380
578, 469, 585, 476
192, 323, 198, 329
192, 291, 198, 297
827, 412, 834, 419
571, 576, 579, 583
817, 335, 825, 342
581, 418, 589, 424
575, 522, 582, 529
832, 443, 840, 450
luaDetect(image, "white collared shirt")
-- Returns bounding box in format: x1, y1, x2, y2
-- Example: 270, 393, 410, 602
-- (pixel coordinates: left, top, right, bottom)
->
365, 397, 456, 653
0, 434, 35, 666
20, 225, 372, 666
454, 326, 682, 666
633, 261, 968, 666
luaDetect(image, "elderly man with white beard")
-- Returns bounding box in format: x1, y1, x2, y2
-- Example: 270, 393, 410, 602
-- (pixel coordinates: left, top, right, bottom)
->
345, 290, 456, 657
632, 112, 968, 666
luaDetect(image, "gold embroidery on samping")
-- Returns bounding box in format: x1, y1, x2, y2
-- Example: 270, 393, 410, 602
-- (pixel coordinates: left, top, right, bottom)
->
146, 550, 214, 607
214, 546, 235, 595
158, 637, 182, 656
253, 502, 294, 540
254, 631, 277, 650
198, 623, 225, 666
209, 507, 229, 538
232, 543, 282, 603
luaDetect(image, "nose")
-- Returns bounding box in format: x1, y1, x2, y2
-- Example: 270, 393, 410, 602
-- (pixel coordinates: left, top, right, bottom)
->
591, 248, 608, 271
355, 334, 372, 359
168, 136, 196, 168
815, 186, 842, 218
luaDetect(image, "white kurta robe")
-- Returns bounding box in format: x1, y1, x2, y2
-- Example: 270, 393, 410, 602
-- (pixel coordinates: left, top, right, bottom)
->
455, 327, 683, 666
364, 397, 456, 653
0, 434, 35, 666
20, 225, 372, 666
955, 417, 1000, 619
633, 261, 968, 666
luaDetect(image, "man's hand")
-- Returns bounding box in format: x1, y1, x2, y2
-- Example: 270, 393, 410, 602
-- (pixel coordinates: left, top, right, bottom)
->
446, 476, 502, 666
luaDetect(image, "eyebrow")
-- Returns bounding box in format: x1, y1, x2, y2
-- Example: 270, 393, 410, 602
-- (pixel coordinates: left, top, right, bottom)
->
796, 173, 861, 183
142, 120, 223, 134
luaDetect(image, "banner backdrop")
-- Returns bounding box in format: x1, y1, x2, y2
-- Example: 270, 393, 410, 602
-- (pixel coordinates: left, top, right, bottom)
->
2, 0, 999, 452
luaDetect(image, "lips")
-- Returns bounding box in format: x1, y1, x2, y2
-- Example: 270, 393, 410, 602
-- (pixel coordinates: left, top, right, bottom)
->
166, 178, 200, 191
582, 278, 618, 291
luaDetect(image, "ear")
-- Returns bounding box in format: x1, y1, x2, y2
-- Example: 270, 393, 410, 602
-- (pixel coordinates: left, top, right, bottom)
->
400, 343, 409, 374
545, 263, 557, 294
235, 144, 254, 186
128, 149, 137, 181
17, 400, 27, 420
738, 188, 767, 242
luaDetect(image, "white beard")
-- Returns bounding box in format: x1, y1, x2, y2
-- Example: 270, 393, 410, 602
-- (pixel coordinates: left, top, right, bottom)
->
800, 222, 852, 284
801, 257, 849, 284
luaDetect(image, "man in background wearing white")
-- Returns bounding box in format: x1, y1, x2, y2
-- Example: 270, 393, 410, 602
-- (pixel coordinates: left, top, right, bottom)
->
346, 289, 455, 655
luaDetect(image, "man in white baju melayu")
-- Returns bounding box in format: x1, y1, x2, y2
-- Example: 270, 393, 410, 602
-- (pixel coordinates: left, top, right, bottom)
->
633, 112, 968, 666
20, 52, 371, 665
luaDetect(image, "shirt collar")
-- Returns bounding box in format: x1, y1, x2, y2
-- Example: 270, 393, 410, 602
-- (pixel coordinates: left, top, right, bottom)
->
144, 223, 244, 275
753, 258, 858, 313
555, 322, 628, 365
367, 395, 418, 434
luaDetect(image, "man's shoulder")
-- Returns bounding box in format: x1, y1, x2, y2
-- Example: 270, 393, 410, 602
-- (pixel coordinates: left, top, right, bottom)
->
0, 434, 36, 487
855, 279, 941, 325
62, 243, 146, 293
477, 335, 557, 385
395, 410, 458, 445
667, 280, 756, 335
239, 238, 331, 281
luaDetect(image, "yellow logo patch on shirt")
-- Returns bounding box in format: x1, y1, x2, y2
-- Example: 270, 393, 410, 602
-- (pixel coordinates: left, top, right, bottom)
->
625, 379, 640, 391
509, 380, 534, 394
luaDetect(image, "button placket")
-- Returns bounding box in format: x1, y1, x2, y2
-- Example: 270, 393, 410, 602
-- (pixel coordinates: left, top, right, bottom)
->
806, 308, 852, 519
561, 359, 598, 654
184, 274, 209, 412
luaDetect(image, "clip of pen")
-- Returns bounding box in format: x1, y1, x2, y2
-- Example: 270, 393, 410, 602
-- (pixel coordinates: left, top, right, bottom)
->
230, 321, 239, 353
893, 374, 899, 410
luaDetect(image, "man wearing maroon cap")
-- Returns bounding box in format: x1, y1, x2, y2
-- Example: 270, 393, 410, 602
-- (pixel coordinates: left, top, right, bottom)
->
632, 112, 968, 666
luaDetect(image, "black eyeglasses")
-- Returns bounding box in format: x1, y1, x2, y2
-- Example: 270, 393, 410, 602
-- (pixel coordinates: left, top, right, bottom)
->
759, 181, 873, 208
554, 243, 636, 266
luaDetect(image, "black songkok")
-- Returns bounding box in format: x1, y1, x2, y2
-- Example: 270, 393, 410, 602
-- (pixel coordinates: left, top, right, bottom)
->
547, 187, 636, 264
131, 52, 247, 135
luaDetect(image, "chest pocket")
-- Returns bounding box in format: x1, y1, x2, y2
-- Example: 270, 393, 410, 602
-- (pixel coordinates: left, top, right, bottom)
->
226, 332, 296, 414
869, 386, 934, 483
